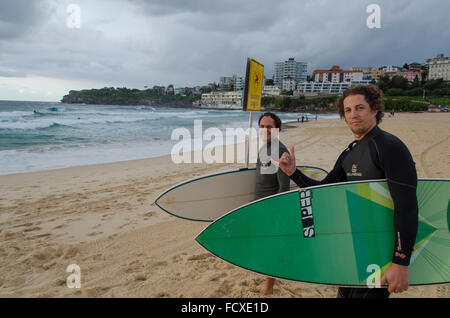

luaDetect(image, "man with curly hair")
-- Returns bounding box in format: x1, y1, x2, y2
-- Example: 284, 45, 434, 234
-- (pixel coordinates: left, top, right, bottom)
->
274, 85, 418, 298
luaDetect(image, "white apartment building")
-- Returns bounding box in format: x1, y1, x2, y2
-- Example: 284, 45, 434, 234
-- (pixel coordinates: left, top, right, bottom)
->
427, 54, 450, 81
200, 91, 243, 108
343, 72, 364, 82
262, 85, 281, 96
274, 58, 308, 89
296, 80, 371, 94
382, 65, 401, 73
282, 77, 296, 91
313, 66, 363, 83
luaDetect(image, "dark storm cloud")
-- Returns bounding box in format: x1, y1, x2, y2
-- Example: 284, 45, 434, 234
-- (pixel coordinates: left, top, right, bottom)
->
0, 0, 51, 40
130, 0, 259, 16
0, 0, 449, 100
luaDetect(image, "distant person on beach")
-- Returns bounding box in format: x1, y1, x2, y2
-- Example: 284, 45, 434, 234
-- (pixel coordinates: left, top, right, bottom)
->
273, 85, 418, 298
255, 112, 290, 295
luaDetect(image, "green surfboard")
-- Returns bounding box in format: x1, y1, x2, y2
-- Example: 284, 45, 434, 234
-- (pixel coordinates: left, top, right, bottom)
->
196, 179, 450, 286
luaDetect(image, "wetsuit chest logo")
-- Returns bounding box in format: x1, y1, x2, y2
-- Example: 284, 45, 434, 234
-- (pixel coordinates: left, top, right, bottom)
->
348, 163, 363, 177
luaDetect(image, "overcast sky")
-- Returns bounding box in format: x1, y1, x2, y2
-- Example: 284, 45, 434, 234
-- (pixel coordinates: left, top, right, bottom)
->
0, 0, 449, 101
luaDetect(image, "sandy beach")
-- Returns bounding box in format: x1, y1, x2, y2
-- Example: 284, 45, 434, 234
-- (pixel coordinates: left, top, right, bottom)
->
0, 112, 449, 298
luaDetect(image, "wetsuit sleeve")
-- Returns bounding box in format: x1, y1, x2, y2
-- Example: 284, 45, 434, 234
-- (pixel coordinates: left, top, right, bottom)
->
277, 143, 293, 193
289, 151, 347, 188
376, 137, 418, 266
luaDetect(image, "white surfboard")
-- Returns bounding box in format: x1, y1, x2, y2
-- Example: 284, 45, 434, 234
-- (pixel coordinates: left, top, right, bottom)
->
154, 166, 327, 222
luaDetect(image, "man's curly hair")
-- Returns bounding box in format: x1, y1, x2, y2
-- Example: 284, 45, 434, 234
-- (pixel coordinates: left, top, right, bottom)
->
336, 84, 385, 124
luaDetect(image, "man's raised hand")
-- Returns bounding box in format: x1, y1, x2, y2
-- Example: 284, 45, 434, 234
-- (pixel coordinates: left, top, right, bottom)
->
271, 146, 297, 176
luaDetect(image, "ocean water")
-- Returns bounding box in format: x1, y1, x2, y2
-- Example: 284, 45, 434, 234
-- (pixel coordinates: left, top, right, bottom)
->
0, 100, 338, 175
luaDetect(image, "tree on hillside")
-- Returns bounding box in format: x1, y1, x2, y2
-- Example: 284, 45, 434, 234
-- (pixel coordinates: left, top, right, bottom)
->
391, 75, 409, 90
377, 75, 391, 92
424, 78, 444, 91
411, 75, 421, 89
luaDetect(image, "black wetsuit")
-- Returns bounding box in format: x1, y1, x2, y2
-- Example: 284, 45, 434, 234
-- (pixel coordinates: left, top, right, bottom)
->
255, 139, 290, 200
289, 125, 418, 298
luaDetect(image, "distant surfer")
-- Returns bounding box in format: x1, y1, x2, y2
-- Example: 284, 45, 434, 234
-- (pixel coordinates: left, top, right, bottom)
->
274, 85, 418, 298
255, 112, 290, 295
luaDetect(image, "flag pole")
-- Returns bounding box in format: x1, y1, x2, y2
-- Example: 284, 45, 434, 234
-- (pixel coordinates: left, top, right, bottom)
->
245, 111, 253, 169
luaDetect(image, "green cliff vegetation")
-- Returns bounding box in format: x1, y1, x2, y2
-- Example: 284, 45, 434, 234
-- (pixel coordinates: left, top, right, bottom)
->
378, 77, 449, 111
262, 95, 339, 112
61, 87, 200, 107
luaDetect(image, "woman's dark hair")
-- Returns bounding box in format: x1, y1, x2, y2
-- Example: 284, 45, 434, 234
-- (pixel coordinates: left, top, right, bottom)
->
336, 84, 385, 124
258, 112, 282, 131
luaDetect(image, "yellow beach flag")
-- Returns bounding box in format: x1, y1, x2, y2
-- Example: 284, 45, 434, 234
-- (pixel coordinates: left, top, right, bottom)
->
243, 58, 264, 112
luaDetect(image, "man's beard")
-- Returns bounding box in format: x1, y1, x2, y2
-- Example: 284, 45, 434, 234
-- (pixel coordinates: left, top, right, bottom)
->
351, 126, 368, 135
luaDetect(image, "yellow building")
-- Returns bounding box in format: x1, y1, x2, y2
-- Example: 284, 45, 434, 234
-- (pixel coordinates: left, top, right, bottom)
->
349, 67, 385, 82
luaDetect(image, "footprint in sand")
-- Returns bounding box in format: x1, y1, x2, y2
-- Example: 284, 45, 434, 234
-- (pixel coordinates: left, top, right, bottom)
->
23, 226, 41, 232
150, 261, 168, 269
208, 272, 228, 282
153, 292, 170, 298
143, 212, 156, 220
63, 246, 79, 259
211, 280, 233, 297
187, 253, 214, 261
434, 285, 449, 298
87, 231, 103, 237
13, 222, 34, 228
130, 273, 147, 282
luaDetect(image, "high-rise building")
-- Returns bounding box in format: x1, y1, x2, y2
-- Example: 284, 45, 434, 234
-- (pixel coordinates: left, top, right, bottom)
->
232, 74, 245, 91
274, 58, 308, 89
